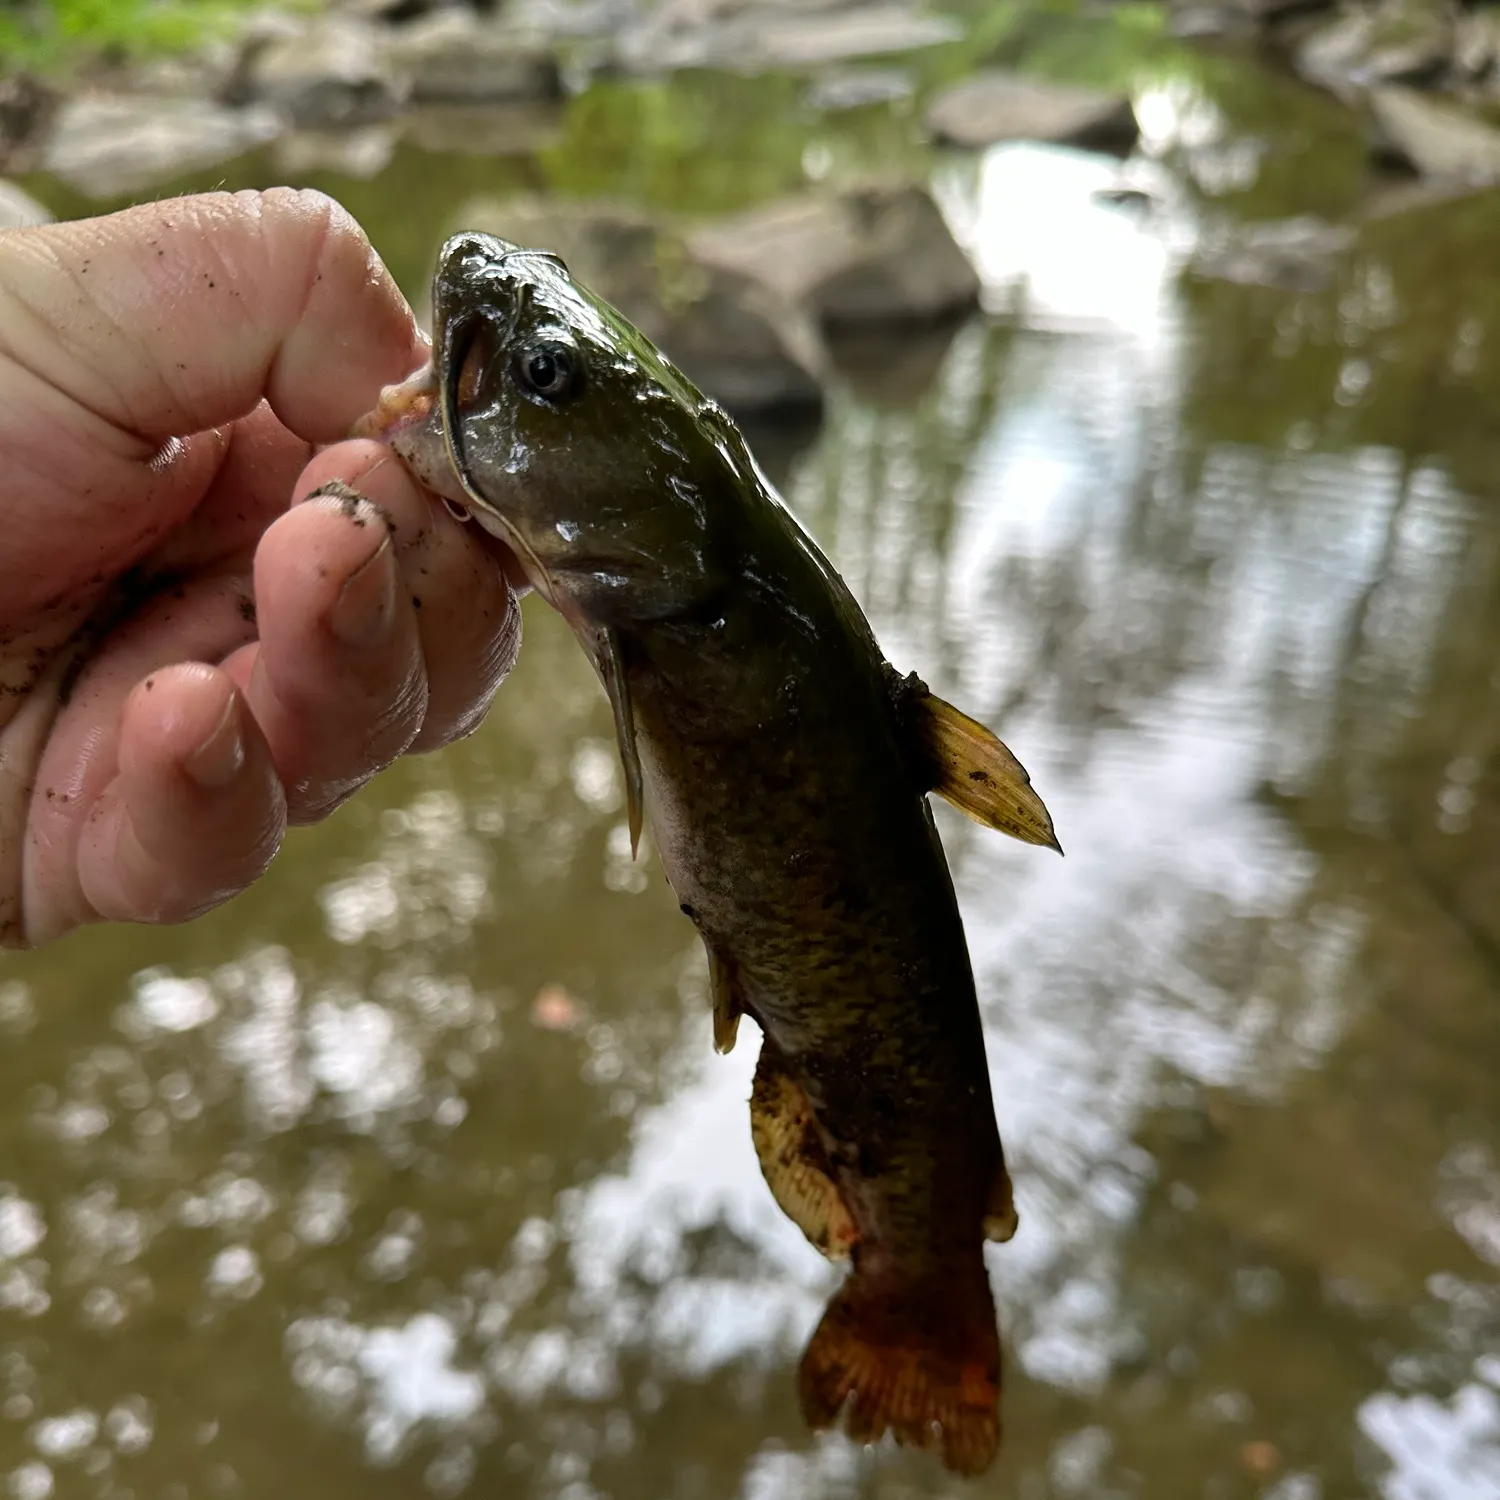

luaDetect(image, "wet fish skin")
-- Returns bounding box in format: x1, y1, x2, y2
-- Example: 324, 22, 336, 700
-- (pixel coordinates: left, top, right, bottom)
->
361, 231, 1057, 1476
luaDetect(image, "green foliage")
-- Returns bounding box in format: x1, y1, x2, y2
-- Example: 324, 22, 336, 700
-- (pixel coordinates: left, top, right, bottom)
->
912, 0, 1174, 89
0, 0, 306, 69
541, 71, 929, 217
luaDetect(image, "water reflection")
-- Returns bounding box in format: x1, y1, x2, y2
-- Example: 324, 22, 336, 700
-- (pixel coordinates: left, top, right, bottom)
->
4, 31, 1500, 1500
937, 140, 1187, 335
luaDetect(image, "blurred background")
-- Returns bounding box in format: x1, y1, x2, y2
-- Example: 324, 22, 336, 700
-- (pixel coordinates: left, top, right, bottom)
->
3, 0, 1500, 1496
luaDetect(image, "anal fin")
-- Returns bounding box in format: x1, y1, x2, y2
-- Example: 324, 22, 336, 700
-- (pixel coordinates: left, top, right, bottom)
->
889, 667, 1061, 853
751, 1042, 858, 1262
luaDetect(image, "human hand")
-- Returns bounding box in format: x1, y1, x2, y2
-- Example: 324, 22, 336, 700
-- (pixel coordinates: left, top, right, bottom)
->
0, 189, 521, 949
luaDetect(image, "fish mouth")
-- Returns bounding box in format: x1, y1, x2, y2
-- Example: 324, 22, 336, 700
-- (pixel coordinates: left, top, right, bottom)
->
433, 310, 565, 610
352, 350, 563, 612
350, 363, 438, 442
352, 232, 572, 608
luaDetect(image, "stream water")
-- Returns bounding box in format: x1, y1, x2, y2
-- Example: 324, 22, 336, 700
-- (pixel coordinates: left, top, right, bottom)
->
3, 12, 1500, 1498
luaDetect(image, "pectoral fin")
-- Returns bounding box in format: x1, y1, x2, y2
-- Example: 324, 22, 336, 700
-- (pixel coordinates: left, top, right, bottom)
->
751, 1042, 858, 1262
706, 942, 743, 1055
598, 627, 644, 858
890, 668, 1060, 853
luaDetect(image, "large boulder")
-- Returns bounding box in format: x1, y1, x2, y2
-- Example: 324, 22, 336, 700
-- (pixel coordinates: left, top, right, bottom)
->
614, 3, 960, 75
686, 184, 979, 330
232, 16, 407, 128
0, 181, 52, 230
1370, 86, 1500, 181
749, 5, 962, 68
382, 11, 563, 103
454, 198, 828, 415
925, 71, 1139, 153
40, 95, 282, 198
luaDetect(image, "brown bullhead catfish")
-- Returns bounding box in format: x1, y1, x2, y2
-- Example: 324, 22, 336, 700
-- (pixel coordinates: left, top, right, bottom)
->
357, 232, 1060, 1477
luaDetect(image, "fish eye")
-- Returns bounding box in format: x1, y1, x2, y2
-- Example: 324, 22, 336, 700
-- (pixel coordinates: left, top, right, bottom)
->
515, 340, 581, 404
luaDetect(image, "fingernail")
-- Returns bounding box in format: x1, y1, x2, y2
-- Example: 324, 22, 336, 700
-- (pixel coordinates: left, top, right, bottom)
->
185, 693, 245, 790
305, 478, 370, 515
329, 531, 397, 647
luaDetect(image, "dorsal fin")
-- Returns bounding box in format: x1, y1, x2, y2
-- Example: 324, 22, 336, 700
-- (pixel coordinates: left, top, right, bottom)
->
886, 666, 1061, 853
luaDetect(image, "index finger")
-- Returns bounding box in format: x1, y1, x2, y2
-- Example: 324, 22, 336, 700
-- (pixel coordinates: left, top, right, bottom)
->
0, 187, 425, 449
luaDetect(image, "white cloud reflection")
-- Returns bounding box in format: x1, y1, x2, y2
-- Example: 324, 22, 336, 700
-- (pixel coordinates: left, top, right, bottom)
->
936, 139, 1191, 339
1360, 1358, 1500, 1500
287, 1310, 489, 1463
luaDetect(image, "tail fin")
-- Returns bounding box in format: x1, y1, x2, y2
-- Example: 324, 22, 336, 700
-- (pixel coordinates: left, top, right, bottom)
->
798, 1264, 1001, 1477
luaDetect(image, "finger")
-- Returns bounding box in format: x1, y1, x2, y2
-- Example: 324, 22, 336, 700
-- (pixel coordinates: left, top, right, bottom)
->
142, 400, 314, 579
0, 187, 421, 446
20, 568, 264, 946
299, 438, 532, 592
0, 190, 424, 619
76, 664, 286, 927
237, 486, 428, 823
295, 441, 523, 751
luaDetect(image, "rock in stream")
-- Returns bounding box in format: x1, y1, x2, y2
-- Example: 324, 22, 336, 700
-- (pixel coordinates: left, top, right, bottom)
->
686, 183, 979, 329
925, 70, 1140, 153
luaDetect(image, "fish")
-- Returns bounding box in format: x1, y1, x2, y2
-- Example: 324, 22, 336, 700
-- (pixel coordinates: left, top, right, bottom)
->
355, 232, 1060, 1476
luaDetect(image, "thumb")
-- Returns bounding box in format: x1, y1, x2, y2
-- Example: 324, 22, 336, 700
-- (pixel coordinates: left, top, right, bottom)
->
0, 189, 426, 625
0, 187, 423, 448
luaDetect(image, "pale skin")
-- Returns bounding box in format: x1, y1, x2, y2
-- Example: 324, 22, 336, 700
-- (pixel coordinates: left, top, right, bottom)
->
0, 188, 523, 950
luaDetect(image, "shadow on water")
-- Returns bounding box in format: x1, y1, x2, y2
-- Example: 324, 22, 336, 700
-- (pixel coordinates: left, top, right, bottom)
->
4, 11, 1500, 1499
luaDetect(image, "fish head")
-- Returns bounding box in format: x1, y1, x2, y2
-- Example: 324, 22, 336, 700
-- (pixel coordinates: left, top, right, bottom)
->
362, 230, 750, 626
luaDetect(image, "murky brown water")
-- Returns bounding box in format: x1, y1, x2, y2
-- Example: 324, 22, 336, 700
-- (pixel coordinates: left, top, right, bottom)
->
5, 14, 1500, 1499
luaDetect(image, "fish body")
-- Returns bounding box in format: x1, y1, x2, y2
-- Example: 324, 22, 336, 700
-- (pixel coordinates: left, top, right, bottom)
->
358, 233, 1059, 1476
626, 480, 1011, 1474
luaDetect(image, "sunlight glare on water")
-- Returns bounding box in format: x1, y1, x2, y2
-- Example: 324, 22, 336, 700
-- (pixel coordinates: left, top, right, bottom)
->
936, 140, 1188, 339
